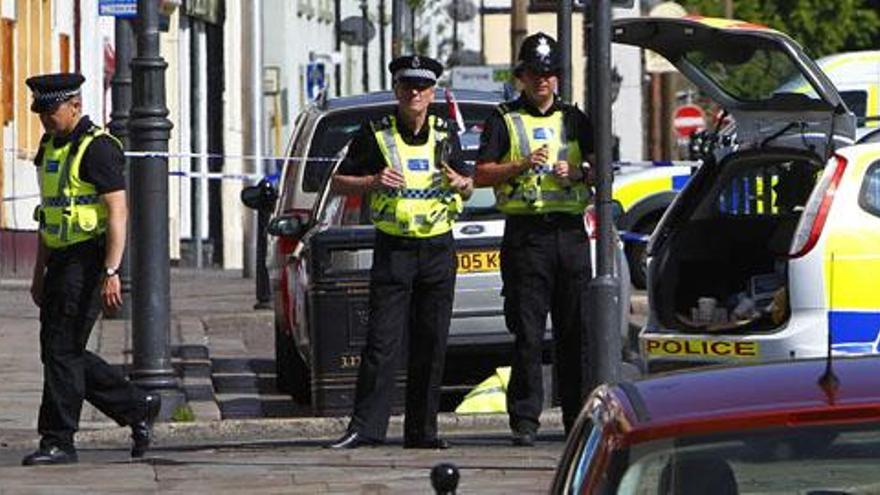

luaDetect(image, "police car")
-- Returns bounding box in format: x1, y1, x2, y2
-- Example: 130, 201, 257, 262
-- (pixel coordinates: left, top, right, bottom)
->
612, 16, 880, 372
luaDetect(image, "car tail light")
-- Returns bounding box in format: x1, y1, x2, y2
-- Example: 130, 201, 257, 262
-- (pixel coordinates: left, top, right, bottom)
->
584, 206, 598, 240
789, 154, 848, 258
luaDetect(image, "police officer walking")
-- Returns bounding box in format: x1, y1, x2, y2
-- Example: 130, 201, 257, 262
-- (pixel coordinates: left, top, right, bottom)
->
327, 55, 473, 450
22, 73, 160, 465
476, 33, 594, 445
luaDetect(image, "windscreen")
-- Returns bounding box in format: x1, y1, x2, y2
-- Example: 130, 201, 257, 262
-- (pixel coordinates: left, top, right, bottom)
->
611, 422, 880, 494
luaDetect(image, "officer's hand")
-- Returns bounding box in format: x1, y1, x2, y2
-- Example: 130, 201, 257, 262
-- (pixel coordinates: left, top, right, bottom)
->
102, 275, 122, 313
582, 161, 596, 186
523, 144, 550, 171
553, 161, 585, 181
372, 168, 406, 190
30, 276, 44, 307
445, 165, 473, 195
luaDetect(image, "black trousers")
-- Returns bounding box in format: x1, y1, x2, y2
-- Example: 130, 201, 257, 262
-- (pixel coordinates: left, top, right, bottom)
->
501, 214, 591, 432
38, 238, 146, 450
349, 230, 455, 443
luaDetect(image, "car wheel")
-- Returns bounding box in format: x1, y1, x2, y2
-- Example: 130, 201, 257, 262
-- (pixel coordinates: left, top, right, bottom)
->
275, 321, 312, 405
626, 218, 658, 290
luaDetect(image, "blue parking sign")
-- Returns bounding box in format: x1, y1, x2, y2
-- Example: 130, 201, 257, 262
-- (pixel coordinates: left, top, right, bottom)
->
99, 0, 137, 18
306, 62, 326, 101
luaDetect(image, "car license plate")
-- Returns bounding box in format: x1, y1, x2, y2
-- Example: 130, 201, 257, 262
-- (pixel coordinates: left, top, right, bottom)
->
456, 250, 500, 274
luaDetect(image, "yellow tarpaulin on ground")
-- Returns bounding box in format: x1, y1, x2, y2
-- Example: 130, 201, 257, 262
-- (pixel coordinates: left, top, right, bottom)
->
455, 366, 511, 414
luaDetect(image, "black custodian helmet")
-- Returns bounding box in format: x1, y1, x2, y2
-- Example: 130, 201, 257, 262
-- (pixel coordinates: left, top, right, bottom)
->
515, 32, 561, 76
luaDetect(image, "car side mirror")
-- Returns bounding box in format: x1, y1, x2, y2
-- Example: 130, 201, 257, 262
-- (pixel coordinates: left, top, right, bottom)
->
267, 215, 305, 238
240, 181, 278, 211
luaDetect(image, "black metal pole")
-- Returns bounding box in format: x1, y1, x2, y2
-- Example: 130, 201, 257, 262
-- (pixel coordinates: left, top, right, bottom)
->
335, 0, 342, 96
130, 0, 178, 393
107, 17, 134, 320
585, 0, 621, 389
361, 0, 369, 93
452, 0, 459, 65
392, 0, 403, 58
558, 0, 572, 101
379, 0, 387, 89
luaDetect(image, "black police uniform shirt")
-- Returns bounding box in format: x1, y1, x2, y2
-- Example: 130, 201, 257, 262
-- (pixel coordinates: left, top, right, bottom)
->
33, 116, 126, 194
477, 95, 595, 164
338, 114, 469, 178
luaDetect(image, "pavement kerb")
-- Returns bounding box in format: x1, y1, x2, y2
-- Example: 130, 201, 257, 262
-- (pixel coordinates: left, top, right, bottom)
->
3, 411, 563, 450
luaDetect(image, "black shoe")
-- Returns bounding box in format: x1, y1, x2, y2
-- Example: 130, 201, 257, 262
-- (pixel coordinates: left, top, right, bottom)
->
131, 393, 161, 458
22, 446, 78, 466
512, 429, 536, 447
326, 431, 382, 449
404, 437, 450, 450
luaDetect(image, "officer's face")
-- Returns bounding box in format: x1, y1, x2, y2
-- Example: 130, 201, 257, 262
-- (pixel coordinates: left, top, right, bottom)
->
39, 98, 81, 137
521, 69, 558, 102
394, 80, 435, 116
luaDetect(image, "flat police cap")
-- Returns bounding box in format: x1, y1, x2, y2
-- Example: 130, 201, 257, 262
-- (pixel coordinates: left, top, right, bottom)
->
389, 55, 443, 85
25, 73, 85, 113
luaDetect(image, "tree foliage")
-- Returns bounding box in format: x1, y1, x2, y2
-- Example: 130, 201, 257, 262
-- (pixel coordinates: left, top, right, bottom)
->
679, 0, 880, 58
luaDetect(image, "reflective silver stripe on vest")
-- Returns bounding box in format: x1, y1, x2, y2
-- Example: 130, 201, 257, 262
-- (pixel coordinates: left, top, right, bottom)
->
508, 112, 532, 158
557, 115, 568, 162
506, 189, 584, 202
379, 129, 404, 174
372, 211, 431, 227
43, 195, 100, 208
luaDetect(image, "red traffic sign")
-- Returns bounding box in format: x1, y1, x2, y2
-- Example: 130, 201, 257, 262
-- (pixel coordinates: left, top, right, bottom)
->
673, 104, 706, 138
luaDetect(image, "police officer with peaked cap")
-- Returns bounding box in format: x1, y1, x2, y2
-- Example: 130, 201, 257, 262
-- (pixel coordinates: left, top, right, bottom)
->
21, 73, 160, 465
475, 32, 595, 445
327, 55, 474, 449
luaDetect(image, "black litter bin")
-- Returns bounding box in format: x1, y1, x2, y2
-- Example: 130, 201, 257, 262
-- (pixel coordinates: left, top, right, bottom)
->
307, 226, 406, 416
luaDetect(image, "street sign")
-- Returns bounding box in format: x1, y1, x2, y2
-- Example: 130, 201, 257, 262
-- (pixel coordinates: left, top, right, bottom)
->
339, 16, 376, 46
673, 104, 706, 139
306, 62, 326, 101
99, 0, 137, 18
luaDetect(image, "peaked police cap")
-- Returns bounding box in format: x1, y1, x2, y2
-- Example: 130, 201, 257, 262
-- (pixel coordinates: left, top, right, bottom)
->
389, 55, 443, 85
26, 73, 85, 113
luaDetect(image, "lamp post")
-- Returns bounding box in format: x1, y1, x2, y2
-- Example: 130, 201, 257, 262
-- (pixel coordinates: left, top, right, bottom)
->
585, 0, 621, 390
107, 17, 134, 320
361, 0, 370, 93
129, 0, 179, 397
557, 0, 573, 101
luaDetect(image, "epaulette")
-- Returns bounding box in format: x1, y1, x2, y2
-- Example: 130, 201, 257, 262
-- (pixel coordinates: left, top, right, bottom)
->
497, 102, 514, 115
370, 115, 394, 132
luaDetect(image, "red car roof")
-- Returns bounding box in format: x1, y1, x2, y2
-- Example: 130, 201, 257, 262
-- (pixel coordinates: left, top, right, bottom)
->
612, 356, 880, 443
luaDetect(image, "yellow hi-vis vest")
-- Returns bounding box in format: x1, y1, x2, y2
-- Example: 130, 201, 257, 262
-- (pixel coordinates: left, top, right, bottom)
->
36, 127, 119, 249
370, 115, 463, 238
494, 106, 589, 215
455, 367, 511, 414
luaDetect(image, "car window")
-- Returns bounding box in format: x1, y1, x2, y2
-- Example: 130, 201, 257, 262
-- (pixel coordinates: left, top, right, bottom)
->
841, 90, 868, 121
614, 422, 880, 494
859, 161, 880, 218
301, 101, 497, 195
716, 160, 819, 216
303, 107, 397, 193
686, 43, 819, 105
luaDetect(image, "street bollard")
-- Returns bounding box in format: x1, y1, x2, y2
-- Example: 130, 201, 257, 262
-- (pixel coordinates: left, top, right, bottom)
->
431, 462, 459, 495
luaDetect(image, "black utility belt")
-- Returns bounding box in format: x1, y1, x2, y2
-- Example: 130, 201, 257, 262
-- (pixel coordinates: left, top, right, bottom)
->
507, 212, 582, 226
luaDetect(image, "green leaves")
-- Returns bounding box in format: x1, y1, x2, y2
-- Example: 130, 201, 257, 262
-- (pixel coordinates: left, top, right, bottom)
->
680, 0, 880, 58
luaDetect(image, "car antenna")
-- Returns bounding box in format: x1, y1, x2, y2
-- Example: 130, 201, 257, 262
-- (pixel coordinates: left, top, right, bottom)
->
818, 252, 839, 404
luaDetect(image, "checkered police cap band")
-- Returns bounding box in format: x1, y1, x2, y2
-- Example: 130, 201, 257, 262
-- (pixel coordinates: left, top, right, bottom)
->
393, 68, 437, 83
32, 89, 80, 110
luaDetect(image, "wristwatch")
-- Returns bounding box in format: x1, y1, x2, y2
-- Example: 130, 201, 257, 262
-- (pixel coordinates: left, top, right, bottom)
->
104, 266, 119, 278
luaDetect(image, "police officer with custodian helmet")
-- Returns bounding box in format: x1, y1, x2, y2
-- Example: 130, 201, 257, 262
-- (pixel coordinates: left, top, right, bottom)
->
22, 73, 160, 466
327, 55, 474, 450
475, 32, 595, 446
